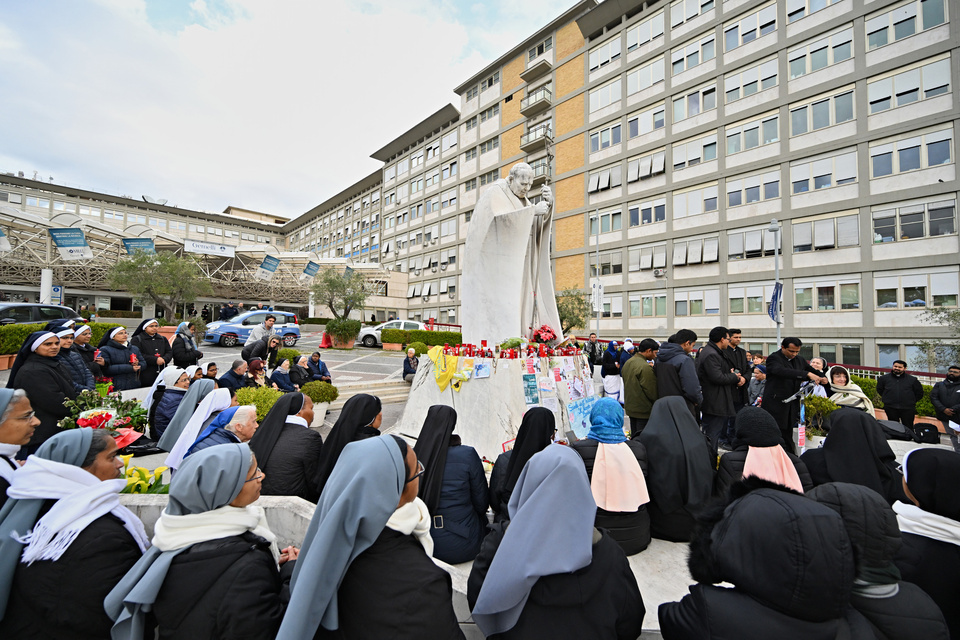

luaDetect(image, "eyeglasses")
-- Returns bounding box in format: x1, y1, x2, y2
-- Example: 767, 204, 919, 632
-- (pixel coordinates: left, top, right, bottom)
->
405, 459, 425, 485
245, 467, 264, 483
16, 411, 36, 421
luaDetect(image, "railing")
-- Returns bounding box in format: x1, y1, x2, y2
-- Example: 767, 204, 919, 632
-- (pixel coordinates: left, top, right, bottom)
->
521, 126, 551, 146
521, 87, 552, 109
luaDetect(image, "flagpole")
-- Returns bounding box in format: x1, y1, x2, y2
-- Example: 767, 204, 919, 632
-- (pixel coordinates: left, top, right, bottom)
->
769, 219, 781, 346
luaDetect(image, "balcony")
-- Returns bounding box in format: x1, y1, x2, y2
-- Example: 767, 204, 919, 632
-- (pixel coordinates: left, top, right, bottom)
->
520, 57, 552, 83
520, 87, 552, 117
530, 162, 552, 186
520, 126, 552, 153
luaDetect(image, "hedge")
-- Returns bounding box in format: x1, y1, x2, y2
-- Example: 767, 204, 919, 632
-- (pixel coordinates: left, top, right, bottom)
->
380, 328, 406, 344
98, 310, 144, 318
277, 348, 302, 365
407, 341, 429, 356
408, 329, 462, 346
235, 386, 285, 421
0, 321, 122, 355
850, 374, 936, 418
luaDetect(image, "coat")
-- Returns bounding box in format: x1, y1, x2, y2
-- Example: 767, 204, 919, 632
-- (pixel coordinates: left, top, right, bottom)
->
762, 350, 816, 421
271, 368, 297, 392
171, 334, 202, 368
241, 337, 278, 369
216, 369, 245, 392
571, 438, 651, 555
726, 345, 750, 407
583, 340, 603, 366
467, 526, 645, 640
74, 342, 103, 378
290, 364, 312, 389
130, 332, 174, 388
316, 527, 464, 640
59, 348, 95, 392
308, 357, 331, 381
0, 508, 143, 640
244, 324, 275, 345
929, 377, 960, 423
695, 342, 740, 417
876, 373, 923, 411
152, 387, 187, 440
621, 354, 657, 420
99, 341, 145, 391
259, 424, 324, 502
430, 444, 490, 565
601, 348, 620, 377
186, 426, 241, 457
150, 532, 292, 640
714, 447, 814, 497
15, 355, 77, 447
895, 532, 960, 639
656, 342, 702, 408
748, 377, 765, 405
403, 356, 418, 378
488, 450, 512, 517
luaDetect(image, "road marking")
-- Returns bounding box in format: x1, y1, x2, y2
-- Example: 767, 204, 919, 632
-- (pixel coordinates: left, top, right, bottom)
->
336, 375, 362, 381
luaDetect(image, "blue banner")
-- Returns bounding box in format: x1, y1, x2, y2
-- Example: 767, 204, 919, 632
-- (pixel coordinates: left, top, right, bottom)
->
254, 255, 281, 281
303, 261, 320, 277
122, 238, 155, 255
49, 228, 93, 260
769, 282, 783, 323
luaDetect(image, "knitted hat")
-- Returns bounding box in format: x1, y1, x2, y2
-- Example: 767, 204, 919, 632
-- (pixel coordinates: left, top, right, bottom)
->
755, 364, 767, 374
734, 406, 782, 447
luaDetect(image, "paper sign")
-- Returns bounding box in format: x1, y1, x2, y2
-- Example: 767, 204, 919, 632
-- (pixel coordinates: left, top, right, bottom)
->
464, 358, 474, 371
585, 379, 596, 396
573, 377, 585, 396
538, 377, 555, 394
473, 363, 491, 379
542, 397, 560, 413
563, 357, 575, 372
949, 421, 960, 432
526, 358, 537, 374
522, 374, 539, 405
553, 367, 563, 382
567, 396, 600, 439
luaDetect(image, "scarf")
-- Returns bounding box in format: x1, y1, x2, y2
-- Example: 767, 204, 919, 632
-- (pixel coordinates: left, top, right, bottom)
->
165, 388, 233, 471
743, 445, 804, 493
176, 322, 197, 351
7, 456, 148, 563
153, 504, 280, 563
0, 443, 19, 484
386, 497, 434, 556
893, 501, 960, 547
591, 443, 649, 512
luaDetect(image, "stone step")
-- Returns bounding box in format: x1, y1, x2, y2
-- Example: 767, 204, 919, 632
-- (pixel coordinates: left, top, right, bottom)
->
331, 383, 410, 410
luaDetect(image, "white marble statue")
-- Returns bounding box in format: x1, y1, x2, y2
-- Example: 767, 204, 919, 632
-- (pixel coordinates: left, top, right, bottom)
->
460, 162, 563, 345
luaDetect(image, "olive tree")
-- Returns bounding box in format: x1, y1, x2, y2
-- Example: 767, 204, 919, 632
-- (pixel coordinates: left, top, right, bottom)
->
107, 250, 212, 320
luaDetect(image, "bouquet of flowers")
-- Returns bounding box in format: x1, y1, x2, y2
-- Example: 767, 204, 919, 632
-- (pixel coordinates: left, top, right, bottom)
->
95, 376, 114, 397
77, 409, 114, 429
531, 324, 557, 344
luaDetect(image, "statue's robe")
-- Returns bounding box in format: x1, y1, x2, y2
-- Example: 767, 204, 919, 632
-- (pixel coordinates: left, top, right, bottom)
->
460, 179, 563, 345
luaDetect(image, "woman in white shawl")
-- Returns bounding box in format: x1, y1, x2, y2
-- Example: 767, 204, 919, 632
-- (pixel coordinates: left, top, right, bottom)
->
827, 365, 875, 414
0, 428, 149, 638
164, 388, 237, 471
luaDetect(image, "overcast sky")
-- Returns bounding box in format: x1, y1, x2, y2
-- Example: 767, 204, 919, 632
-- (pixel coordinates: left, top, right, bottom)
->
0, 0, 576, 219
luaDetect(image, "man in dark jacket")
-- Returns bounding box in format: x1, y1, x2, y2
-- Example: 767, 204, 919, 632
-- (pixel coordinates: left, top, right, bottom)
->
130, 319, 174, 388
656, 329, 702, 421
721, 329, 750, 447
307, 352, 332, 382
622, 338, 659, 437
930, 365, 960, 452
583, 333, 603, 377
762, 337, 826, 454
217, 360, 248, 392
696, 327, 746, 459
877, 360, 924, 428
219, 301, 239, 321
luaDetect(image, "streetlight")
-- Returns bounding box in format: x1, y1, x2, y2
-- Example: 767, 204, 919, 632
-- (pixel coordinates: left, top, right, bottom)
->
769, 218, 782, 346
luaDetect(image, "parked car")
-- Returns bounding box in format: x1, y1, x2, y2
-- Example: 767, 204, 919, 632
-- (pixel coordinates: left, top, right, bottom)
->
0, 303, 83, 326
203, 311, 301, 347
357, 320, 425, 348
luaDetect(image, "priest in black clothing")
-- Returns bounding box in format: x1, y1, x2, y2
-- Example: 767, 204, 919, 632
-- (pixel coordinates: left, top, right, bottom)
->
762, 337, 827, 453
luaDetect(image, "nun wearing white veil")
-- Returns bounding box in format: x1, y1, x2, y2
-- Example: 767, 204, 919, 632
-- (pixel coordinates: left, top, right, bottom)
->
164, 388, 236, 471
157, 379, 215, 452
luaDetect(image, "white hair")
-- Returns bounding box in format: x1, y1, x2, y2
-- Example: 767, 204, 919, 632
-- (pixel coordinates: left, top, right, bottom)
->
226, 405, 257, 433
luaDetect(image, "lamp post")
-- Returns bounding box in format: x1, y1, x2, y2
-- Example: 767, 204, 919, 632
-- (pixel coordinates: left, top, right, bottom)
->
769, 218, 782, 346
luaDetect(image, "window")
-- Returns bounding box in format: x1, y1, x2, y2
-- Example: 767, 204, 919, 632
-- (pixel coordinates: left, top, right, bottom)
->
626, 58, 665, 95
410, 151, 424, 168
79, 205, 100, 217
793, 213, 860, 252
866, 0, 947, 50
729, 284, 777, 314
441, 189, 457, 209
868, 57, 951, 114
628, 197, 667, 228
724, 58, 778, 103
627, 12, 665, 51
397, 157, 410, 174
673, 183, 719, 218
631, 292, 667, 317
25, 196, 50, 208
727, 169, 781, 207
600, 296, 624, 318
466, 85, 479, 100
726, 113, 778, 155
442, 161, 458, 180
440, 219, 456, 237
479, 138, 499, 154
425, 172, 440, 188
724, 4, 777, 51
590, 78, 622, 112
790, 88, 855, 136
425, 198, 439, 213
464, 116, 478, 131
464, 178, 477, 192
589, 37, 622, 71
673, 237, 719, 265
587, 164, 623, 193
440, 246, 457, 265
790, 149, 857, 194
411, 203, 423, 219
442, 131, 458, 150
672, 82, 717, 121
728, 226, 779, 259
590, 123, 622, 152
870, 127, 953, 178
875, 271, 958, 308
788, 0, 840, 23
788, 26, 853, 79
671, 0, 714, 27
481, 71, 500, 91
628, 107, 666, 144
675, 289, 721, 316
480, 104, 499, 122
872, 199, 956, 243
629, 243, 668, 271
464, 147, 478, 161
52, 201, 76, 212
671, 33, 715, 75
590, 251, 623, 276
672, 133, 718, 170
794, 281, 860, 311
590, 210, 623, 235
425, 143, 440, 161
410, 176, 424, 193
479, 169, 499, 186
529, 36, 552, 61
626, 149, 667, 182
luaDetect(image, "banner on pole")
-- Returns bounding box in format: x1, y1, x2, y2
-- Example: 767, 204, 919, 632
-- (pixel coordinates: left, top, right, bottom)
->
122, 238, 155, 255
591, 281, 604, 312
183, 240, 235, 257
254, 255, 281, 281
769, 282, 783, 324
49, 228, 93, 260
302, 261, 320, 278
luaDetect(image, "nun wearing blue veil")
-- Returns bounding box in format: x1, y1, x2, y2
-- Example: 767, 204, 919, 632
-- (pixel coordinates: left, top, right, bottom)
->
106, 443, 297, 640
277, 435, 463, 639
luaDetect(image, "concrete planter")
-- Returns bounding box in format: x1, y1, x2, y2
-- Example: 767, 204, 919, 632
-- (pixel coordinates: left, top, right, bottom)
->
383, 342, 403, 351
310, 402, 330, 425
157, 326, 177, 345
0, 354, 14, 370
331, 336, 355, 349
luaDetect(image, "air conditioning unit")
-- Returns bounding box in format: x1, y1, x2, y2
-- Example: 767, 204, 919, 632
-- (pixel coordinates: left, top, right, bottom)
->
431, 266, 438, 273
414, 269, 421, 276
653, 268, 666, 277
448, 292, 456, 300
440, 263, 448, 271
422, 295, 430, 302
430, 239, 437, 245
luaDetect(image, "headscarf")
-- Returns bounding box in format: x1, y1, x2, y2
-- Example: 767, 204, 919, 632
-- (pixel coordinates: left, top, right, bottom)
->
175, 322, 196, 351
502, 407, 555, 498
43, 320, 74, 334
6, 330, 57, 388
157, 378, 215, 452
826, 365, 874, 413
191, 406, 241, 453
0, 429, 149, 619
638, 397, 714, 513
472, 445, 596, 636
131, 318, 158, 339
249, 393, 306, 473
202, 362, 218, 377
586, 398, 649, 512
735, 407, 804, 493
901, 448, 960, 520
74, 324, 91, 338
164, 388, 233, 470
819, 408, 900, 502
315, 393, 382, 492
106, 444, 276, 640
142, 367, 185, 413
413, 405, 458, 514
97, 326, 127, 348
184, 365, 201, 380
604, 341, 619, 359
276, 436, 405, 638
0, 390, 22, 483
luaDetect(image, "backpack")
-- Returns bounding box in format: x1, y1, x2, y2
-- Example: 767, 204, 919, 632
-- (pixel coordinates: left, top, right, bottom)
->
877, 419, 919, 442
912, 423, 941, 445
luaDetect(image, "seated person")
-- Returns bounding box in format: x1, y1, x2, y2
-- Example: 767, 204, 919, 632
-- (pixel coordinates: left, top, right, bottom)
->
315, 394, 382, 494
151, 369, 191, 440
403, 348, 419, 383
217, 360, 247, 391
489, 408, 555, 522
308, 352, 332, 382
245, 359, 276, 389
186, 405, 259, 456
290, 356, 313, 389
827, 366, 874, 414
469, 445, 645, 639
271, 359, 297, 392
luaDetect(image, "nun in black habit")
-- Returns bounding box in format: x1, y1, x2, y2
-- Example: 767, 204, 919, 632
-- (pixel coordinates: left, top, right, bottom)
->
314, 393, 382, 493
249, 392, 324, 502
489, 407, 556, 523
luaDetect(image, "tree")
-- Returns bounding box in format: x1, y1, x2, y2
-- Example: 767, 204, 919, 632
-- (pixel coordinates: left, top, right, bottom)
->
556, 288, 592, 335
910, 307, 960, 371
309, 267, 369, 319
107, 250, 212, 320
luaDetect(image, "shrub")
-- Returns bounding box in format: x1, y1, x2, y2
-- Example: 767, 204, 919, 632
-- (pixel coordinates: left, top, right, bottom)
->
916, 384, 937, 417
407, 329, 462, 347
236, 386, 285, 421
301, 380, 339, 404
851, 375, 880, 407
0, 322, 45, 354
407, 341, 429, 356
98, 310, 144, 318
381, 328, 407, 344
803, 395, 839, 434
302, 317, 334, 325
325, 318, 362, 343
277, 348, 302, 365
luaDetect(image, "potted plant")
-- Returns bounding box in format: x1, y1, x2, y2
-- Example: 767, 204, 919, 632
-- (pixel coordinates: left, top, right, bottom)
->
325, 318, 361, 349
235, 386, 285, 421
381, 328, 406, 351
300, 381, 339, 426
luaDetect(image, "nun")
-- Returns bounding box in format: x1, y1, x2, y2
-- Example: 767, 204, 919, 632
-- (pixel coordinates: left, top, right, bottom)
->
489, 407, 555, 522
413, 405, 489, 564
98, 327, 145, 391
277, 435, 463, 639
130, 318, 173, 388
271, 358, 297, 392
106, 443, 299, 640
571, 397, 652, 555
201, 362, 219, 380
894, 448, 960, 639
0, 428, 149, 638
72, 324, 104, 378
638, 397, 715, 542
149, 368, 189, 440
164, 388, 235, 471
249, 392, 323, 502
157, 378, 216, 452
0, 389, 41, 507
314, 393, 382, 493
52, 326, 95, 393
5, 330, 77, 452
171, 321, 203, 369
468, 445, 645, 639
